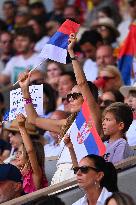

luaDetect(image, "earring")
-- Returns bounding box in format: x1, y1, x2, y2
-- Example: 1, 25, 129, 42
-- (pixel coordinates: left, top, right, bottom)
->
94, 181, 100, 189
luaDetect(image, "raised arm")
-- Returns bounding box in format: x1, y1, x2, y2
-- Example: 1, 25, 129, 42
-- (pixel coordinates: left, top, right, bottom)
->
18, 72, 66, 133
63, 135, 78, 168
68, 34, 101, 135
17, 114, 41, 176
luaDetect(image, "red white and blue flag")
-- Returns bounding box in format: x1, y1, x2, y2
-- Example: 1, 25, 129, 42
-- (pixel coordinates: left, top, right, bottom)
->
68, 99, 106, 162
118, 22, 136, 85
39, 19, 80, 64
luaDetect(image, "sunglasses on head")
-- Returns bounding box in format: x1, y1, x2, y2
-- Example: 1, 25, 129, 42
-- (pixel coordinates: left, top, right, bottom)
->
73, 166, 99, 174
66, 92, 82, 102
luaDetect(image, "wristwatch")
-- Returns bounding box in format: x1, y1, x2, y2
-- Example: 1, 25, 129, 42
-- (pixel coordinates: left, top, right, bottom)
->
70, 56, 78, 61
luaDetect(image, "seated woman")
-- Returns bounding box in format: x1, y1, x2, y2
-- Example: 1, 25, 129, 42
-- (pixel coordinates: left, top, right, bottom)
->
64, 136, 118, 205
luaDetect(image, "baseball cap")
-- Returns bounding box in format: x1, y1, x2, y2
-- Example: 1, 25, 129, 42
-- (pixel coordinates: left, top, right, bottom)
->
0, 163, 22, 183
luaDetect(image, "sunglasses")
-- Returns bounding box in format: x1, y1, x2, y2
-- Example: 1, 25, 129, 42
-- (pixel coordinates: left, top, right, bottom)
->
97, 26, 108, 32
98, 99, 115, 107
73, 166, 99, 174
96, 76, 115, 81
10, 131, 17, 136
66, 92, 82, 102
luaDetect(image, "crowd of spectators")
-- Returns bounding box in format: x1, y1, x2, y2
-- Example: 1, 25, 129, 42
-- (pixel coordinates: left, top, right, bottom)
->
0, 0, 136, 204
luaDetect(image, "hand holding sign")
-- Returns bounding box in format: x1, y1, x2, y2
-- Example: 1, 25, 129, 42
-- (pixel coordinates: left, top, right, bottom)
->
9, 84, 43, 121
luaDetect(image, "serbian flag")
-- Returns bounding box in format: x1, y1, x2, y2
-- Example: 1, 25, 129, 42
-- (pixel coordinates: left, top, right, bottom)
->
67, 99, 106, 162
39, 19, 80, 64
118, 22, 136, 85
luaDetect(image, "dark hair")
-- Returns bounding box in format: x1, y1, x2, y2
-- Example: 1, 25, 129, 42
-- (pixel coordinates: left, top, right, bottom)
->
3, 0, 16, 7
0, 19, 7, 32
87, 81, 98, 103
22, 140, 45, 169
98, 6, 113, 18
30, 2, 45, 9
0, 92, 4, 104
103, 102, 133, 133
110, 90, 124, 103
84, 154, 118, 192
32, 140, 45, 168
46, 60, 65, 73
15, 26, 36, 43
22, 195, 65, 205
43, 83, 56, 114
28, 16, 46, 38
105, 192, 136, 205
79, 30, 103, 47
60, 71, 77, 86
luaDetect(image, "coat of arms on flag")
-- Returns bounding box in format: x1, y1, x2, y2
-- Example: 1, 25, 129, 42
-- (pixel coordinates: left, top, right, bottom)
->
67, 99, 106, 162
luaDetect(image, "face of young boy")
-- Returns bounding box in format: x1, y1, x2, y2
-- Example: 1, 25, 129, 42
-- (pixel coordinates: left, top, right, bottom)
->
102, 112, 122, 136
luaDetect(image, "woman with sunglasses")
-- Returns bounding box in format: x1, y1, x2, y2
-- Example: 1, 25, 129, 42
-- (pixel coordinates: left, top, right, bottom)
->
18, 33, 101, 184
63, 136, 118, 205
94, 65, 123, 93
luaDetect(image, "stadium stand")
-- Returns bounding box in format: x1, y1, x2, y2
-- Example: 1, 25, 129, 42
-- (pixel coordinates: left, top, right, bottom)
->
1, 156, 136, 205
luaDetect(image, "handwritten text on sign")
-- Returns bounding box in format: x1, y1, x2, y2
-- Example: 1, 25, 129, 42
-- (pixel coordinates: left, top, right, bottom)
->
9, 84, 43, 121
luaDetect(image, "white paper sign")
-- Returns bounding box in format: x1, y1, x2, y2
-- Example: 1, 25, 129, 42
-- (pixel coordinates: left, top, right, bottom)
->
9, 84, 43, 121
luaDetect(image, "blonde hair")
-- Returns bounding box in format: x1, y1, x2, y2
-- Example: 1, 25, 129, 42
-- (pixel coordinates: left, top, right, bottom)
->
99, 65, 123, 90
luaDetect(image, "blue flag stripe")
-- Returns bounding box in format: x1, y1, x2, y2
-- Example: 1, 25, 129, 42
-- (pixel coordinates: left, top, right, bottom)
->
47, 31, 69, 49
118, 55, 133, 85
75, 111, 86, 130
84, 133, 99, 155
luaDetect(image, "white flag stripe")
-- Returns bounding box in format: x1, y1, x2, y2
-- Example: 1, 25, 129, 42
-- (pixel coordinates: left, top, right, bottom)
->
68, 122, 88, 162
39, 44, 67, 64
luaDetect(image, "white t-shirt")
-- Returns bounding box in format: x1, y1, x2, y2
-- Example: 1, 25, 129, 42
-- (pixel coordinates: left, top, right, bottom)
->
72, 187, 112, 205
2, 53, 44, 83
83, 59, 98, 82
34, 36, 50, 53
126, 120, 136, 146
44, 142, 61, 157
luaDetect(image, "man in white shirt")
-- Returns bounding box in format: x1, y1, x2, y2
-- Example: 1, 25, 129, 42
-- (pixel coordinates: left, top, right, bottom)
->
0, 26, 44, 85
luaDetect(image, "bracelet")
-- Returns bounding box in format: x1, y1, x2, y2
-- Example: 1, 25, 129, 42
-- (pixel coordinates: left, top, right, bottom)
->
70, 56, 78, 61
24, 98, 32, 105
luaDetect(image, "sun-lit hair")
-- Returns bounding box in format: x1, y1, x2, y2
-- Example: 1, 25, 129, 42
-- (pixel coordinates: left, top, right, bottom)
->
98, 65, 123, 90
